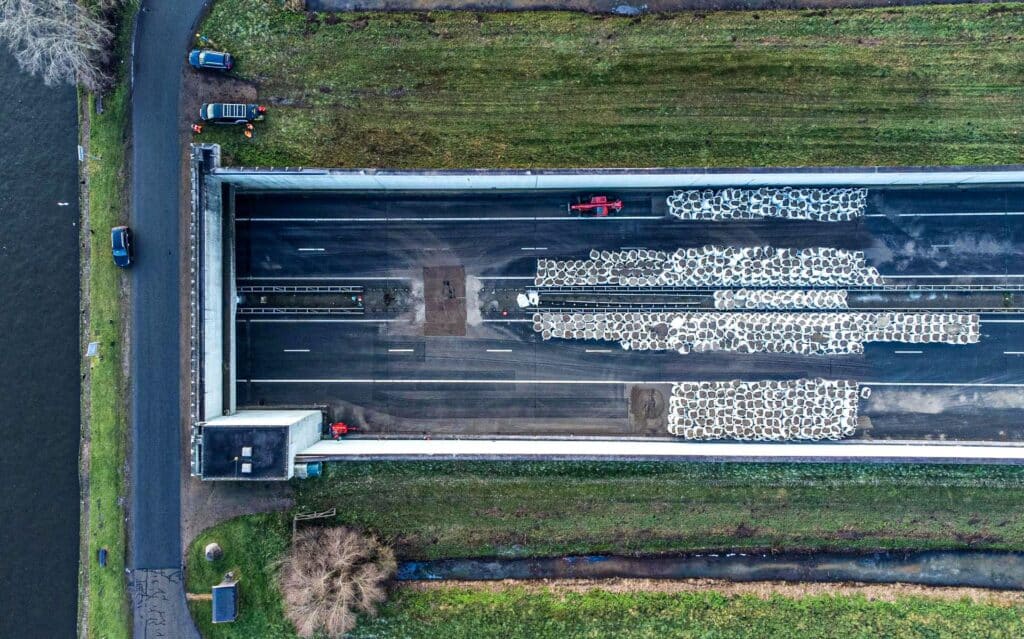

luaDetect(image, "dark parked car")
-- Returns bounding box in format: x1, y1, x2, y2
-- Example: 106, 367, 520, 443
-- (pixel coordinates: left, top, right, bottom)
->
188, 49, 233, 71
111, 226, 132, 268
198, 103, 266, 125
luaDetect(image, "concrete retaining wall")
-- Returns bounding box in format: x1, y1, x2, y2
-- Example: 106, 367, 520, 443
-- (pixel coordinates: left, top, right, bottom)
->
213, 166, 1024, 192
298, 438, 1024, 464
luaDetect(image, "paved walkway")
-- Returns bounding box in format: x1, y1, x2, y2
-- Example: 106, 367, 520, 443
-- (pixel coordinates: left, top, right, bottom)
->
130, 0, 208, 636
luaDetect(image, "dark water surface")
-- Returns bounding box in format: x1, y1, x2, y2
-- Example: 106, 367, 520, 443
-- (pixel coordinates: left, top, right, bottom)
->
0, 51, 81, 637
398, 551, 1024, 589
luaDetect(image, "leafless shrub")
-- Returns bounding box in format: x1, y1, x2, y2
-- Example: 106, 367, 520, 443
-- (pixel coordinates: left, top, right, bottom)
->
283, 0, 306, 11
278, 527, 397, 637
0, 0, 120, 91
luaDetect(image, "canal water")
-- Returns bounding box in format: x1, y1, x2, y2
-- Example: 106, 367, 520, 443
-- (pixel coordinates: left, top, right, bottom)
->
398, 551, 1024, 590
0, 51, 82, 636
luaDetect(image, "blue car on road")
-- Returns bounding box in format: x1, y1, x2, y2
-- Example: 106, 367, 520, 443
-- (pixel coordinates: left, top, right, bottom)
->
111, 226, 132, 268
188, 49, 233, 71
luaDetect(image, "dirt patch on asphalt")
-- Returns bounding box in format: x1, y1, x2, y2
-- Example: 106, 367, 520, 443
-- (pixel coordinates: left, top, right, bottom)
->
423, 265, 466, 336
404, 577, 1024, 605
628, 385, 669, 434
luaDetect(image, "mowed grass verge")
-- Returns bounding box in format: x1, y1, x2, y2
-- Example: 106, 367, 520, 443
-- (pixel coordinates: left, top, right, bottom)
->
346, 586, 1024, 639
198, 1, 1024, 168
81, 4, 137, 638
293, 462, 1024, 559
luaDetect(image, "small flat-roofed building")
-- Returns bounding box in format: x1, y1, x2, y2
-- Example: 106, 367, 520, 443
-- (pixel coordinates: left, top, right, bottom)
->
198, 410, 322, 480
211, 580, 238, 623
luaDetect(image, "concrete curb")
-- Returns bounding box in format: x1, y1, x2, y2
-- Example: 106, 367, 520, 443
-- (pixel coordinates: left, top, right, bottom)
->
213, 164, 1024, 191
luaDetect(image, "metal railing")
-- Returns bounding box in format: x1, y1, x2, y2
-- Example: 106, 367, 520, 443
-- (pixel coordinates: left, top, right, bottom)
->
236, 285, 363, 294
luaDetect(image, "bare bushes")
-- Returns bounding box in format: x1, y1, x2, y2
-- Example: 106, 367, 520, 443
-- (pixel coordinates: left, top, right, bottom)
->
278, 527, 396, 637
0, 0, 121, 91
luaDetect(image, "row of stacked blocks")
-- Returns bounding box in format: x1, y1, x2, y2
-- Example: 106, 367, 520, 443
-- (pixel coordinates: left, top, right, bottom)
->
533, 311, 980, 355
668, 379, 864, 441
666, 187, 868, 222
534, 246, 882, 288
714, 289, 848, 310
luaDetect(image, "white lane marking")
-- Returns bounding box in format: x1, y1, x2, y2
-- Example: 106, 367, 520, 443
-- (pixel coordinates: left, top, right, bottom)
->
1004, 351, 1024, 355
520, 247, 548, 251
388, 348, 415, 353
283, 348, 310, 353
248, 379, 1024, 387
237, 216, 663, 223
476, 276, 534, 280
244, 318, 400, 323
297, 247, 325, 252
481, 319, 533, 323
485, 349, 512, 353
883, 274, 1024, 279
865, 382, 1024, 388
931, 244, 952, 249
585, 349, 613, 354
894, 350, 923, 354
866, 211, 1024, 218
982, 320, 1024, 324
237, 276, 409, 281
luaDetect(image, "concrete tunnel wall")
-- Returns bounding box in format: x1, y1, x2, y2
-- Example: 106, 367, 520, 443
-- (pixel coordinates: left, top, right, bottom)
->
212, 166, 1024, 192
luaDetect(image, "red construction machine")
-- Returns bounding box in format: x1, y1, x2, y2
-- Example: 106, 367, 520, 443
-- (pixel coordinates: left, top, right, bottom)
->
568, 195, 624, 217
329, 422, 358, 439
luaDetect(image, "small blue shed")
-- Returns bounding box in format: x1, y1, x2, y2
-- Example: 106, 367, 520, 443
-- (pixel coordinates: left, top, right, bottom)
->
211, 581, 238, 623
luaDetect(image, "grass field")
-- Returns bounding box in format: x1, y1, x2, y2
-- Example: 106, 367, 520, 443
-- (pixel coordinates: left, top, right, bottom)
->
293, 462, 1024, 559
198, 1, 1024, 168
186, 514, 293, 638
346, 586, 1024, 639
81, 4, 137, 638
185, 512, 1024, 639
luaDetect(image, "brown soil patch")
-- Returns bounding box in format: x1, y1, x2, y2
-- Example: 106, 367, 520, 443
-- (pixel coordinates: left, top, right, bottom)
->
180, 68, 258, 132
627, 385, 668, 434
423, 265, 466, 336
405, 578, 1024, 606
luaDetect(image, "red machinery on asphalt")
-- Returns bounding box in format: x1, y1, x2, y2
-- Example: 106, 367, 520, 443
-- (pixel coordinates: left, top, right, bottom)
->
568, 195, 624, 217
329, 422, 358, 439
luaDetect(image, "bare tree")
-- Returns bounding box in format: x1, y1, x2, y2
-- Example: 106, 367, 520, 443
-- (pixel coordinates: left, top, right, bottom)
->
0, 0, 118, 91
278, 527, 396, 637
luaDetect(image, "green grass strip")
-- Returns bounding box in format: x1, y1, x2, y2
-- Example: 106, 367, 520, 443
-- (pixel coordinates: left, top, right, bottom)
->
293, 462, 1024, 558
82, 4, 137, 638
198, 1, 1024, 168
348, 586, 1024, 639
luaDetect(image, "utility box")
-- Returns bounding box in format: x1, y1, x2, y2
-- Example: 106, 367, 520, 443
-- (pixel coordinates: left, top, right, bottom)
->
212, 580, 238, 623
198, 410, 322, 480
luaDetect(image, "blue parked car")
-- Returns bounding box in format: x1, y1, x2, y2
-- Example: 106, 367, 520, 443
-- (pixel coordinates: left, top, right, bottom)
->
188, 49, 233, 71
111, 226, 132, 268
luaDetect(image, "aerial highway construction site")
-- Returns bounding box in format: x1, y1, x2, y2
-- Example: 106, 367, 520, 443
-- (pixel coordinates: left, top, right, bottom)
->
188, 152, 1024, 474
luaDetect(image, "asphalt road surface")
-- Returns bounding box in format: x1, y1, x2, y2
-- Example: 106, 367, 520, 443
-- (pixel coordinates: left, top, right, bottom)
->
233, 185, 1024, 441
130, 0, 206, 637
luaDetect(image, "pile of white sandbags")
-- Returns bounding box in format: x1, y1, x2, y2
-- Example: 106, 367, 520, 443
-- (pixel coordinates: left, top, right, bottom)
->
667, 187, 867, 222
714, 289, 848, 310
667, 378, 861, 441
534, 246, 882, 288
533, 311, 979, 355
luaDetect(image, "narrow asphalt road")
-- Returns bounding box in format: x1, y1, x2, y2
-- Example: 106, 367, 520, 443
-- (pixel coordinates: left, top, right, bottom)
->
130, 1, 208, 637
